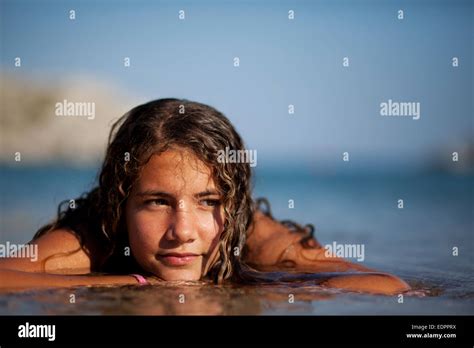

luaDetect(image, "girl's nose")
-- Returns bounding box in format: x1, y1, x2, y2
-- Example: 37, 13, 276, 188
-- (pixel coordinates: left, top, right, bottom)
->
166, 210, 197, 243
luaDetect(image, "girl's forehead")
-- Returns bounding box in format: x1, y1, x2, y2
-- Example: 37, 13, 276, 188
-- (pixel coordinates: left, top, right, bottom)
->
136, 149, 217, 192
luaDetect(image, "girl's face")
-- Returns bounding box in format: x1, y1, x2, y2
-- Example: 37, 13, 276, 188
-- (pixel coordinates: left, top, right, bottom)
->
125, 148, 225, 281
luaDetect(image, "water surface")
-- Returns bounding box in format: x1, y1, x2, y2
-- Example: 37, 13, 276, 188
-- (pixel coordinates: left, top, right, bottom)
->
1, 166, 472, 315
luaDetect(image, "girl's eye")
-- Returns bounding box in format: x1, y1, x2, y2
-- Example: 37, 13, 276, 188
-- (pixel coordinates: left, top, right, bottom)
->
146, 199, 169, 206
201, 199, 221, 207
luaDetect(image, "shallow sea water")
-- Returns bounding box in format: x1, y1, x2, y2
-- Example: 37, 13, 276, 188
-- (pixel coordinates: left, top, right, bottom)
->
1, 166, 473, 315
0, 276, 471, 315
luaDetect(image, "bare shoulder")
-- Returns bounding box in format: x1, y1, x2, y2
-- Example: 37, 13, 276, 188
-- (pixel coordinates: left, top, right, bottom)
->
0, 229, 92, 274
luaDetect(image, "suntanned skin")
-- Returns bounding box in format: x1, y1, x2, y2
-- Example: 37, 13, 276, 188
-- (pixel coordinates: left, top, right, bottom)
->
246, 211, 374, 273
0, 212, 409, 294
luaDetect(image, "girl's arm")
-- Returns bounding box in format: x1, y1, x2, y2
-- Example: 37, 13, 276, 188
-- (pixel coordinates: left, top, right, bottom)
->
0, 229, 140, 289
244, 211, 373, 271
0, 269, 138, 289
244, 211, 410, 295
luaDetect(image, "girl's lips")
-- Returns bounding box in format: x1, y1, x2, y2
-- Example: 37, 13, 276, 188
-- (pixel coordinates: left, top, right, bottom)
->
158, 253, 200, 266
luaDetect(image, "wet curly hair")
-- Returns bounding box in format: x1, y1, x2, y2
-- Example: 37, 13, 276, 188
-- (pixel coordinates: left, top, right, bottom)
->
34, 98, 254, 283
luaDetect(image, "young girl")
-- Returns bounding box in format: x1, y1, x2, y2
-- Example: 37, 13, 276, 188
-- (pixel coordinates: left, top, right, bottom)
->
0, 98, 409, 294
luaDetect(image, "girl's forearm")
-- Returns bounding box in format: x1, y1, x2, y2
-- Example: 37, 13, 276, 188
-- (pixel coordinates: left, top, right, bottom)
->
0, 269, 137, 289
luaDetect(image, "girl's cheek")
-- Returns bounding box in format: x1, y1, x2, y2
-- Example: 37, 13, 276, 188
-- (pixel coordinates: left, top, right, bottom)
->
129, 211, 167, 248
195, 208, 224, 241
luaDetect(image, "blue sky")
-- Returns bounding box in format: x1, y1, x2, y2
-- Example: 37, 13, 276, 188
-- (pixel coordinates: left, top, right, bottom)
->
1, 0, 472, 170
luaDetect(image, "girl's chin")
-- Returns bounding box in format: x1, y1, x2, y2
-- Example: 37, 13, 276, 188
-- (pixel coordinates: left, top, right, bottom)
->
154, 268, 202, 282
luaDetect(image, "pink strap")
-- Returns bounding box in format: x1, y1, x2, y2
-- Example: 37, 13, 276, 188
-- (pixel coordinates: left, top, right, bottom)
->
130, 274, 149, 285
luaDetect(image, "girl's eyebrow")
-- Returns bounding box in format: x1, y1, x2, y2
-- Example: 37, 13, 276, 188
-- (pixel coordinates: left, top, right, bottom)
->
136, 190, 174, 198
195, 190, 220, 198
136, 190, 220, 198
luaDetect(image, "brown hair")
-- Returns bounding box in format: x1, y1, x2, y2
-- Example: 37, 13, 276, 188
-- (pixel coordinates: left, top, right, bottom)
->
34, 98, 254, 283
